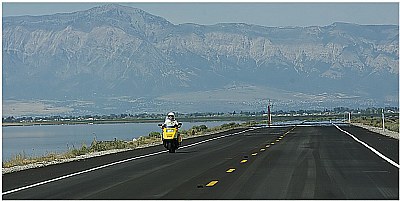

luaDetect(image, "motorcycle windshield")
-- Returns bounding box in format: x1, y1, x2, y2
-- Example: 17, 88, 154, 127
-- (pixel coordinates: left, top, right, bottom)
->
165, 125, 176, 128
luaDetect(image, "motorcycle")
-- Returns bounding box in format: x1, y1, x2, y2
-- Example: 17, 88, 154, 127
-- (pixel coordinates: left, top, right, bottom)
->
158, 122, 182, 153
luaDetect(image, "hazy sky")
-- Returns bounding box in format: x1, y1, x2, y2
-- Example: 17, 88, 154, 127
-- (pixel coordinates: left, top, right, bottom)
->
2, 2, 399, 27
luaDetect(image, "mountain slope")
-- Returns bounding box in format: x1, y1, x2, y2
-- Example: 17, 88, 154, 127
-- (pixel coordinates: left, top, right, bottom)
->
2, 4, 398, 114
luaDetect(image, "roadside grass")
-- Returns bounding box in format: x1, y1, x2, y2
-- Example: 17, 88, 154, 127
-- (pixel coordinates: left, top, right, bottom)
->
352, 116, 399, 133
3, 121, 253, 169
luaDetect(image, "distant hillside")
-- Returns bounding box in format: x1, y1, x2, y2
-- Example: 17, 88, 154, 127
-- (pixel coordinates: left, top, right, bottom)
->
2, 4, 398, 115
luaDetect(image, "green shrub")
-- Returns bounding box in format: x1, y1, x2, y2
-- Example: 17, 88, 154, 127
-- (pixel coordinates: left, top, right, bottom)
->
353, 116, 399, 133
221, 122, 239, 128
148, 131, 161, 138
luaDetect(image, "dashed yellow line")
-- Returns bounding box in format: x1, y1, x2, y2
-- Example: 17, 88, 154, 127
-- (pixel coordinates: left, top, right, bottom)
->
207, 128, 296, 190
226, 168, 236, 173
206, 180, 219, 187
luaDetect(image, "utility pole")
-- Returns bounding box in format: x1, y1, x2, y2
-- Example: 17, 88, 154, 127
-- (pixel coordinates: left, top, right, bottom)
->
348, 112, 351, 123
382, 109, 385, 132
267, 100, 272, 127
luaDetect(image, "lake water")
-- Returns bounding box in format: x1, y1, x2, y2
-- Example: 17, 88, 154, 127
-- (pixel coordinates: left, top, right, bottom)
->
2, 121, 240, 161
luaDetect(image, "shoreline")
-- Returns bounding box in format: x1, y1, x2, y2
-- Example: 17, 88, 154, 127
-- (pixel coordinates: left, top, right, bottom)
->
2, 117, 256, 127
2, 119, 163, 127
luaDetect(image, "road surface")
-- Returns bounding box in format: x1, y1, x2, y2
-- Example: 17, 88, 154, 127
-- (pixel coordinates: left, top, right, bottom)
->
3, 123, 399, 199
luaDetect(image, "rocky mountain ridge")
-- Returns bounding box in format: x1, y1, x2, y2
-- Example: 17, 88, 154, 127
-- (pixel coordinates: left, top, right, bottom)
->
2, 4, 398, 114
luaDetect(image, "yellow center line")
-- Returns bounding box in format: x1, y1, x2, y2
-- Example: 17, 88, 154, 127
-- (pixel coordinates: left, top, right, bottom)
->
240, 159, 248, 163
206, 180, 219, 187
226, 168, 236, 173
252, 153, 258, 156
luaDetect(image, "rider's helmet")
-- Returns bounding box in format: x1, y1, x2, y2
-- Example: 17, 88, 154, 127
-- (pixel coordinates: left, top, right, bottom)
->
167, 112, 175, 120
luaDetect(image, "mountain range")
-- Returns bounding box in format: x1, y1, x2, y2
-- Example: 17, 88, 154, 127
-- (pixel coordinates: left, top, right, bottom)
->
2, 4, 399, 115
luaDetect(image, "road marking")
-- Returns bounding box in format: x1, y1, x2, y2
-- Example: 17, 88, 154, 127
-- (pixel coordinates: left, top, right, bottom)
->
334, 124, 400, 169
2, 150, 168, 195
266, 145, 270, 148
271, 142, 275, 145
179, 128, 259, 149
260, 148, 265, 151
206, 180, 219, 187
280, 135, 284, 137
240, 160, 248, 163
362, 170, 389, 173
226, 168, 236, 173
285, 127, 296, 135
276, 139, 280, 142
252, 153, 258, 156
3, 127, 261, 196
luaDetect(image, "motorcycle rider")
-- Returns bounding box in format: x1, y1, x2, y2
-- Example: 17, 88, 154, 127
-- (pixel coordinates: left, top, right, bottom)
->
162, 112, 182, 145
163, 112, 179, 128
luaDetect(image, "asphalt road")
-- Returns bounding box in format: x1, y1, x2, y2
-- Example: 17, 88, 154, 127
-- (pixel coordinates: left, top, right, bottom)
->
3, 123, 399, 199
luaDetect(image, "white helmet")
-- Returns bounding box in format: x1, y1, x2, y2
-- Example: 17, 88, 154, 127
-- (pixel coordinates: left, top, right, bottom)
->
167, 112, 175, 121
167, 112, 175, 119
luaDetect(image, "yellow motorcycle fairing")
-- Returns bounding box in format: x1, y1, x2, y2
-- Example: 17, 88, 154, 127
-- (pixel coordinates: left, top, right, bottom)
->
162, 127, 178, 140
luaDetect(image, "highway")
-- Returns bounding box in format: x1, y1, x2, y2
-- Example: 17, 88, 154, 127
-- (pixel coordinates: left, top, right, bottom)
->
3, 123, 399, 199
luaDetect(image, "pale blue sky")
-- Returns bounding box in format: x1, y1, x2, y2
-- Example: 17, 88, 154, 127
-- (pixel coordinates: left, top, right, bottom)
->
2, 2, 399, 27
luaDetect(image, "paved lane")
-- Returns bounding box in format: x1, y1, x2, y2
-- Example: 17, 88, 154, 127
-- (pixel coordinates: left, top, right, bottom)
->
211, 125, 399, 199
3, 124, 399, 199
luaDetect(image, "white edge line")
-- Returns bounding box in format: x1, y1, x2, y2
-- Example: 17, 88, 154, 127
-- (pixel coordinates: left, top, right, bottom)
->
3, 150, 168, 195
3, 128, 258, 195
333, 124, 400, 169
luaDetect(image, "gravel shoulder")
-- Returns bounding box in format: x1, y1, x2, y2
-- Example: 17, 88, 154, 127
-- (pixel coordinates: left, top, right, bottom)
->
2, 147, 141, 175
351, 123, 399, 140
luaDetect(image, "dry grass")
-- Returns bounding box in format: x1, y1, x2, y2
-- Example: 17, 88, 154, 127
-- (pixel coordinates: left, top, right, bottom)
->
352, 116, 399, 133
